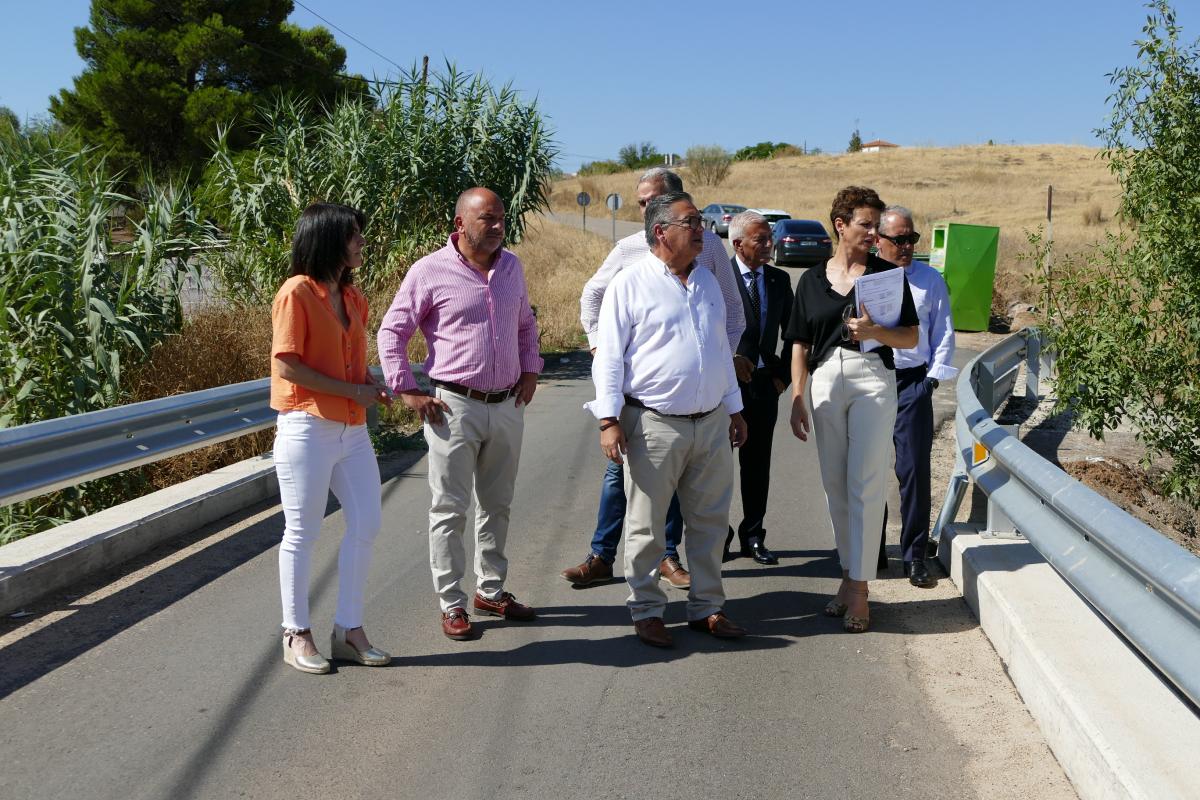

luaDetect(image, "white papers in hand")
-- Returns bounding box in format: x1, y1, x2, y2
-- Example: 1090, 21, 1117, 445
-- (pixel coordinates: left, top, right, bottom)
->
853, 268, 904, 352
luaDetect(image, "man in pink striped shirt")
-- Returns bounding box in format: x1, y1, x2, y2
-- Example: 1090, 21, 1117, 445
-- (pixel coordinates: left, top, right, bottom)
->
378, 187, 543, 641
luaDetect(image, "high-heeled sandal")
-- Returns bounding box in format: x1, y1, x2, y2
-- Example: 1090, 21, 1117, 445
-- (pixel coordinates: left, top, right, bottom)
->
822, 599, 848, 617
283, 628, 330, 674
330, 624, 391, 666
843, 587, 870, 633
824, 574, 851, 617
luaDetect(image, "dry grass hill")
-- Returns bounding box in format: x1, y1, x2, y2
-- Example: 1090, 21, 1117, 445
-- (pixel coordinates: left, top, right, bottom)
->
549, 144, 1121, 314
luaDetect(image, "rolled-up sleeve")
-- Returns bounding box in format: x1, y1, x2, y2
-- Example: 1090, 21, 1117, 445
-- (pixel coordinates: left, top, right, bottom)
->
927, 273, 958, 380
515, 267, 544, 374
377, 268, 427, 393
580, 242, 626, 349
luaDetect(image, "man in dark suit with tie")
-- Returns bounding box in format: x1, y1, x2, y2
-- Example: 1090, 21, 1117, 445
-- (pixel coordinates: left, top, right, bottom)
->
724, 211, 793, 565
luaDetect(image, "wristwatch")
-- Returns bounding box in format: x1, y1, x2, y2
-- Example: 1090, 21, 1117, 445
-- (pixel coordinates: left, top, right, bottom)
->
929, 378, 940, 390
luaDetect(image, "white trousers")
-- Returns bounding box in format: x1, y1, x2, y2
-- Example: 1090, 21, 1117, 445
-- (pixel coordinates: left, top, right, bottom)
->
274, 411, 382, 631
621, 405, 732, 622
424, 388, 525, 612
809, 348, 898, 581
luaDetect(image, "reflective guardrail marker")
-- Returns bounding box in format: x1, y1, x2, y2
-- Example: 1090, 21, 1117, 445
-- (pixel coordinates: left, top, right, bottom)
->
972, 441, 990, 467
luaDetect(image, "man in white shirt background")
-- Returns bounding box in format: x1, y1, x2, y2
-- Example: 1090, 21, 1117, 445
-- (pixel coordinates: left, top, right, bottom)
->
562, 168, 746, 590
587, 191, 749, 648
876, 205, 956, 588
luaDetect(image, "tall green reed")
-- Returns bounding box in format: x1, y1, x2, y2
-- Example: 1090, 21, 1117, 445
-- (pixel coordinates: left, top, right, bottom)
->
0, 132, 214, 541
201, 64, 558, 304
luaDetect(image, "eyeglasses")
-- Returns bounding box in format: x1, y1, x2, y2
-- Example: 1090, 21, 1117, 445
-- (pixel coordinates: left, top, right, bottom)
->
840, 305, 855, 341
662, 215, 705, 230
878, 231, 921, 246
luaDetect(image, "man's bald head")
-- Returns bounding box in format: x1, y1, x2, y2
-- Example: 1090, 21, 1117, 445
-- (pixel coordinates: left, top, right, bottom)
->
454, 187, 507, 261
455, 187, 504, 218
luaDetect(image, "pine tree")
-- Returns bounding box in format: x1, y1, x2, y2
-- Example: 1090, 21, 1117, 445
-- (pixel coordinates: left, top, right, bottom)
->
848, 129, 863, 153
50, 0, 363, 178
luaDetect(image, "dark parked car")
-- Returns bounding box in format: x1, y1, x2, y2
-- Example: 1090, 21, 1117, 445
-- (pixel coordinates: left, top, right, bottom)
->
700, 203, 747, 236
772, 219, 832, 267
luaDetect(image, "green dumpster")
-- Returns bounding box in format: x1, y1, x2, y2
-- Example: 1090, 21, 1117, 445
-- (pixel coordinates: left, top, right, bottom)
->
927, 222, 999, 332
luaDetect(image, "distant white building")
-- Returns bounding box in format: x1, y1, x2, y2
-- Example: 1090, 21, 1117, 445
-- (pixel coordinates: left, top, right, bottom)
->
861, 139, 899, 153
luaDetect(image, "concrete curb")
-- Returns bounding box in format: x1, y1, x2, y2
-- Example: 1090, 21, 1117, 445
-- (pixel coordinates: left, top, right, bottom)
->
941, 523, 1200, 800
0, 454, 278, 616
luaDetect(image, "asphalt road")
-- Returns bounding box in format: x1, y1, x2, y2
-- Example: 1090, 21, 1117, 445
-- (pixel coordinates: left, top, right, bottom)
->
1, 214, 1050, 798
0, 341, 1004, 800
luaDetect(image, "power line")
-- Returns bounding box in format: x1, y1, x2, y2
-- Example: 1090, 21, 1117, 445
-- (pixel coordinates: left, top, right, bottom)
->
162, 9, 404, 89
292, 1, 408, 74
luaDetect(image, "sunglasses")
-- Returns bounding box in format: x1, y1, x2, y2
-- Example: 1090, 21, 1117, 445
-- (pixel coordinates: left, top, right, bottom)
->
840, 305, 855, 341
662, 216, 705, 230
878, 231, 921, 246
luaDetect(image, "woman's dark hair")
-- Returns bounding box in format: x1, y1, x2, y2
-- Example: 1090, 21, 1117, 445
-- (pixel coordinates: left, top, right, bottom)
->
290, 203, 366, 285
829, 186, 885, 234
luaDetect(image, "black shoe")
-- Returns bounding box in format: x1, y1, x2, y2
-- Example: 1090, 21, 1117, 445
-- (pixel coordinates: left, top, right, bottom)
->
744, 537, 779, 565
904, 559, 937, 588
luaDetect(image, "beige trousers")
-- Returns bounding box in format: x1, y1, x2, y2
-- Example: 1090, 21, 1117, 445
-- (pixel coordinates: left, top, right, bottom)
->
809, 347, 898, 581
424, 387, 524, 612
621, 405, 733, 622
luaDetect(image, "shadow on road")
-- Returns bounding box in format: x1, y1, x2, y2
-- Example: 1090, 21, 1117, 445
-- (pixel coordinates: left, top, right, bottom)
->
0, 451, 423, 699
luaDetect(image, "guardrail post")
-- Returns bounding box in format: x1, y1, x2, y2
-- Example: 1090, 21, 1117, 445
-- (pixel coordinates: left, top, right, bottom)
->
975, 360, 997, 417
1025, 330, 1041, 405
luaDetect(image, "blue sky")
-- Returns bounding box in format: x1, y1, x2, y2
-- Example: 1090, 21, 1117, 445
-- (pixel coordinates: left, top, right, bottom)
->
1, 1, 1196, 171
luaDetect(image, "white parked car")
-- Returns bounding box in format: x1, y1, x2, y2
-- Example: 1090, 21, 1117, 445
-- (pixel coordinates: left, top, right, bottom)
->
747, 208, 792, 229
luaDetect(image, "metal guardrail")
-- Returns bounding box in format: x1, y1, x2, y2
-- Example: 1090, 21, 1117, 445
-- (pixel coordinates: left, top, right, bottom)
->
0, 366, 410, 509
934, 328, 1200, 708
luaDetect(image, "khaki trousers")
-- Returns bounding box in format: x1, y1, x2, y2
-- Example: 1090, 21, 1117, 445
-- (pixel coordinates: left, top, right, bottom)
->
424, 387, 524, 612
810, 347, 897, 581
621, 405, 733, 622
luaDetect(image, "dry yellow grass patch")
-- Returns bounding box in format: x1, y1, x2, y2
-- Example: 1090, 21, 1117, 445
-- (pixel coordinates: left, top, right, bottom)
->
553, 144, 1122, 310
511, 217, 613, 352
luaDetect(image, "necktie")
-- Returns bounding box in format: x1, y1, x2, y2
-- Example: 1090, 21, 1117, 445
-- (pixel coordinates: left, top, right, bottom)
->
746, 270, 761, 320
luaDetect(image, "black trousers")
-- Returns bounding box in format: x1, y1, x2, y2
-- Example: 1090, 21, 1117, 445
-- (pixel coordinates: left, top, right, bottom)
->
734, 369, 782, 546
893, 365, 934, 563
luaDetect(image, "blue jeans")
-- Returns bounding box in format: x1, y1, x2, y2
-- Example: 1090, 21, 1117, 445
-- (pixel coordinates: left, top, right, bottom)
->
590, 460, 683, 564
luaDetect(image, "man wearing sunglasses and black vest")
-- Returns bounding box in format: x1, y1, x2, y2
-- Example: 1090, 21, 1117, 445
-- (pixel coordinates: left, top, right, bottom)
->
875, 206, 956, 587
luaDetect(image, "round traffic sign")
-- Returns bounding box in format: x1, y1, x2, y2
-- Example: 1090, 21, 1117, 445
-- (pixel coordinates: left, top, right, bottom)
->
605, 193, 622, 211
576, 192, 591, 207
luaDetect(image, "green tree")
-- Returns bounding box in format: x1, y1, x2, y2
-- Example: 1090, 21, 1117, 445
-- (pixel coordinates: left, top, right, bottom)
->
50, 0, 362, 179
1031, 1, 1200, 503
0, 106, 19, 140
685, 144, 731, 186
617, 141, 661, 170
733, 140, 795, 161
848, 129, 862, 152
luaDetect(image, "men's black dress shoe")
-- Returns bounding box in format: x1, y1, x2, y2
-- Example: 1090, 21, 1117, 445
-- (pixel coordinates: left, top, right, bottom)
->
743, 538, 779, 566
904, 559, 937, 588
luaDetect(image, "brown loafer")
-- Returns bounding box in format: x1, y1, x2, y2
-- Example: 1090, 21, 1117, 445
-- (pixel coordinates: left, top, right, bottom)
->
633, 617, 673, 647
441, 608, 473, 640
561, 554, 614, 587
687, 611, 746, 639
659, 556, 691, 589
473, 591, 536, 620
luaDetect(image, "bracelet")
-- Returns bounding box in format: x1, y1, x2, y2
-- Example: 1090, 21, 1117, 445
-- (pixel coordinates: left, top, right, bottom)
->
599, 420, 619, 432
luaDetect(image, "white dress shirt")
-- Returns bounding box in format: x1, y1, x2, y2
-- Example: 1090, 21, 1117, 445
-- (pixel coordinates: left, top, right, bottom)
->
580, 229, 745, 352
893, 260, 958, 379
586, 252, 743, 419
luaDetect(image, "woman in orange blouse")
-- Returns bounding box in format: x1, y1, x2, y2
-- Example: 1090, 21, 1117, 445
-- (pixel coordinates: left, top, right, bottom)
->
272, 203, 392, 674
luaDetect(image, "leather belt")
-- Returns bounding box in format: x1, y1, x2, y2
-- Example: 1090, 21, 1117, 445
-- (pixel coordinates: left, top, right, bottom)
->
624, 395, 718, 420
432, 379, 517, 403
